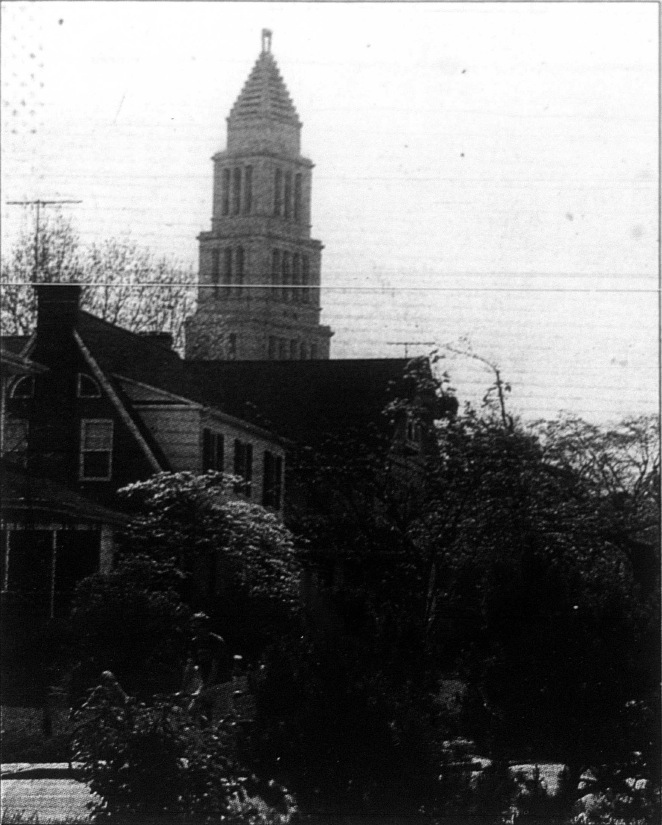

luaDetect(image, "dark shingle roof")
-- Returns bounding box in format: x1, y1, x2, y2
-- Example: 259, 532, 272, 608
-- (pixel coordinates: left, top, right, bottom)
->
182, 359, 418, 445
77, 312, 187, 394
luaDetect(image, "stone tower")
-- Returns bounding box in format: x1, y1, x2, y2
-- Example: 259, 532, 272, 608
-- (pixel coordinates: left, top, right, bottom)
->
185, 30, 333, 361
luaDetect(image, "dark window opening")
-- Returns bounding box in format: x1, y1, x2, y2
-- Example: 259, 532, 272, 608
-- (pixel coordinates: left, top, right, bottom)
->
302, 256, 310, 303
228, 333, 237, 359
311, 343, 318, 360
284, 171, 292, 219
222, 169, 230, 216
235, 247, 244, 292
294, 173, 302, 222
223, 248, 233, 287
290, 340, 298, 360
211, 249, 220, 286
282, 252, 291, 302
203, 428, 225, 472
262, 451, 283, 509
271, 250, 281, 298
292, 254, 301, 303
244, 166, 253, 214
233, 440, 253, 496
268, 336, 277, 360
232, 167, 242, 215
274, 169, 283, 216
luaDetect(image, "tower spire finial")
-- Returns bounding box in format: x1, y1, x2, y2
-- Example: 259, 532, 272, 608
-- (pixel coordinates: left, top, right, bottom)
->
261, 29, 272, 54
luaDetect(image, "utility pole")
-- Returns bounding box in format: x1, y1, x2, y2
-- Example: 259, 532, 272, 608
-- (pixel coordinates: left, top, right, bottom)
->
7, 199, 82, 281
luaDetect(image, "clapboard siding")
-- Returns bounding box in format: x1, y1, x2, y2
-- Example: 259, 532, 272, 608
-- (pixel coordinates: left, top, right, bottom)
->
136, 406, 202, 471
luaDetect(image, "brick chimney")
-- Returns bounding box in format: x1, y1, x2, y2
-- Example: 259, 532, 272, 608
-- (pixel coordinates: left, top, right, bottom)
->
33, 284, 82, 364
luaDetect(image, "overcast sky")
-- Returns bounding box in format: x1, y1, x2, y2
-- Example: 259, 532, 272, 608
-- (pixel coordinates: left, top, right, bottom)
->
1, 2, 658, 421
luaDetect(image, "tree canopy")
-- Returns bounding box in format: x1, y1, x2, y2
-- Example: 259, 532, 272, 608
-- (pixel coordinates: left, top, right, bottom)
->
1, 212, 195, 350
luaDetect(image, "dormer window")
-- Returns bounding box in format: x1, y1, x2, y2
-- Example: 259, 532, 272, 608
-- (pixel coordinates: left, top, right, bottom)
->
77, 373, 101, 398
10, 376, 34, 399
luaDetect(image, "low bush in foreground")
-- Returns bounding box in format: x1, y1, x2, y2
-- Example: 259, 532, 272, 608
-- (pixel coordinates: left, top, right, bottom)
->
70, 687, 296, 824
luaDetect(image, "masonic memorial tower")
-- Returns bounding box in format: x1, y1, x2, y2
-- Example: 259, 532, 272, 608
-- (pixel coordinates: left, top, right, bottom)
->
185, 30, 333, 361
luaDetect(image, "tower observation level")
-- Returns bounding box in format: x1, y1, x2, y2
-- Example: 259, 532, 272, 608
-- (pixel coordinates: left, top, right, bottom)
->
185, 30, 333, 361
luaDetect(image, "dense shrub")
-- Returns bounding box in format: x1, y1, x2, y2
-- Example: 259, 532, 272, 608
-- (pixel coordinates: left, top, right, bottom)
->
71, 686, 296, 824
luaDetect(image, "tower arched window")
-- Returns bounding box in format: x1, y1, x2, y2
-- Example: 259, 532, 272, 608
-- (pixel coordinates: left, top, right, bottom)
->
300, 342, 308, 360
235, 247, 244, 294
243, 166, 253, 214
222, 169, 230, 216
292, 254, 301, 303
223, 248, 233, 290
211, 249, 220, 289
294, 173, 302, 222
282, 252, 291, 302
271, 250, 281, 299
10, 376, 34, 399
232, 168, 242, 215
301, 256, 310, 303
274, 169, 283, 216
77, 373, 101, 398
284, 171, 292, 219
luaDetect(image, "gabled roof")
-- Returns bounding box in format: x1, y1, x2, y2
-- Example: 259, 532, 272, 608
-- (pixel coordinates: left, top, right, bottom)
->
76, 311, 187, 395
182, 359, 422, 446
228, 49, 300, 127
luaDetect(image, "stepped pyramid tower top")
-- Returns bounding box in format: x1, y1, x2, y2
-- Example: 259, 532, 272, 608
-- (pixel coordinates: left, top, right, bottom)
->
228, 30, 301, 128
185, 30, 333, 362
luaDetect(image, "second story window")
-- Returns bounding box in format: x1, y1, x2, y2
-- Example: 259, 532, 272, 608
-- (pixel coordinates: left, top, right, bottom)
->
10, 376, 34, 399
262, 450, 283, 509
234, 439, 253, 496
80, 419, 113, 481
77, 373, 101, 398
202, 428, 224, 472
2, 418, 28, 467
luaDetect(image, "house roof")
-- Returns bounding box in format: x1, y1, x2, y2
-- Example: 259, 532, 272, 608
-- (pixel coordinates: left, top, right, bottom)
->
182, 358, 426, 446
0, 460, 129, 526
1, 336, 30, 356
76, 311, 187, 394
228, 49, 300, 127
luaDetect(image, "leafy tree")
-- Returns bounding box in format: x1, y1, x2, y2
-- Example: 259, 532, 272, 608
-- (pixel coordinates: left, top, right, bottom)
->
1, 211, 195, 350
119, 471, 301, 656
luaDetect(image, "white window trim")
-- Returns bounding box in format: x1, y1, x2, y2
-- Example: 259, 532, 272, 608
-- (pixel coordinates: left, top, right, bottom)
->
77, 372, 102, 399
9, 375, 34, 399
79, 418, 114, 481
